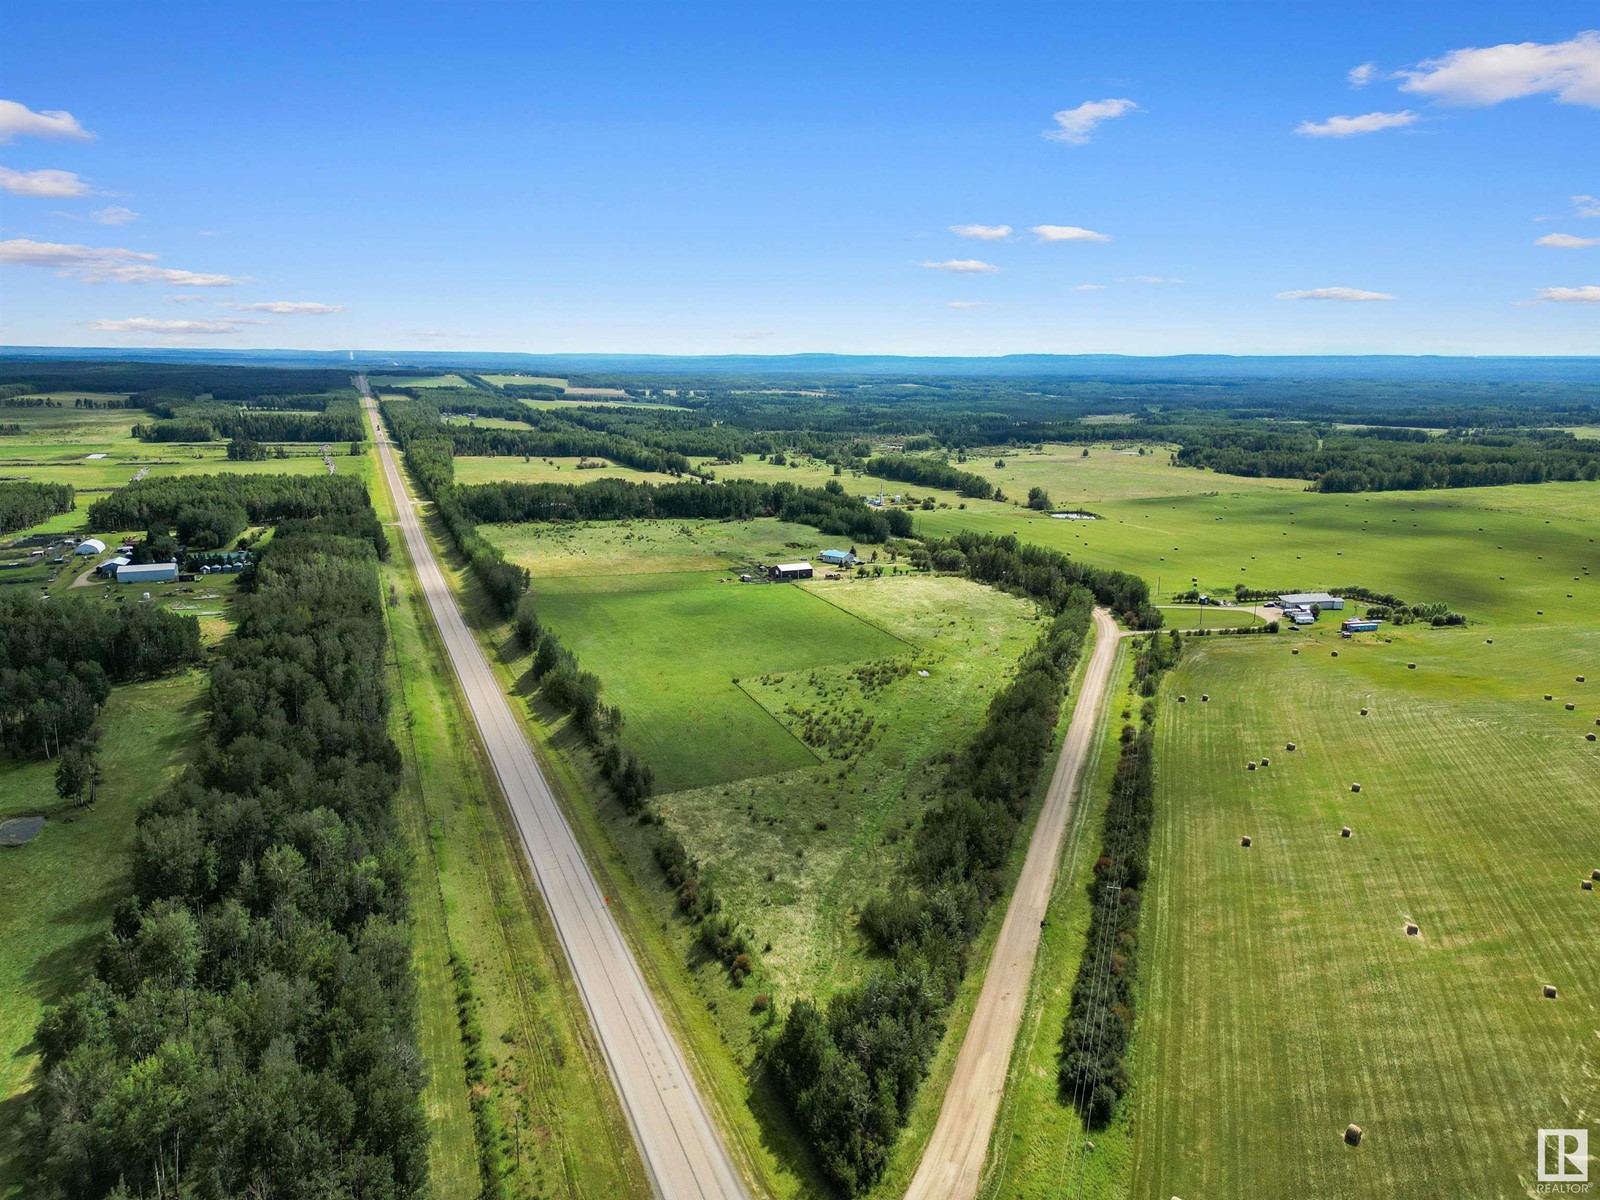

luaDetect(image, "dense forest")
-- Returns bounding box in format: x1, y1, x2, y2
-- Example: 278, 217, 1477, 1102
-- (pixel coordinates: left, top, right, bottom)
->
0, 481, 74, 533
88, 473, 387, 559
25, 501, 425, 1200
0, 595, 202, 759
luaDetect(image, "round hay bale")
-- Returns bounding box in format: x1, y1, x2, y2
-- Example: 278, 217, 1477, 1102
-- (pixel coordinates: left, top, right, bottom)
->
1292, 648, 1299, 655
1261, 757, 1271, 767
1360, 708, 1369, 716
1486, 639, 1493, 644
1331, 650, 1339, 658
1201, 694, 1210, 702
1407, 663, 1417, 670
1587, 733, 1597, 742
1341, 826, 1353, 838
1537, 610, 1544, 615
1344, 1124, 1363, 1146
1405, 923, 1419, 936
1247, 761, 1257, 771
1544, 985, 1559, 999
1286, 742, 1297, 751
1351, 783, 1362, 792
1240, 836, 1252, 847
1545, 694, 1554, 701
1566, 703, 1577, 711
1178, 695, 1187, 702
1583, 879, 1595, 891
1592, 869, 1600, 881
1578, 676, 1587, 683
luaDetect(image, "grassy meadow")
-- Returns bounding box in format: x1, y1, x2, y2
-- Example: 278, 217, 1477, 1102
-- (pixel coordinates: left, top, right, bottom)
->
0, 673, 207, 1198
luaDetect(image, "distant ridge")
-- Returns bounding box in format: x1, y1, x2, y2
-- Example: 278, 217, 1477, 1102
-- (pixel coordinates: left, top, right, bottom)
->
2, 346, 1596, 383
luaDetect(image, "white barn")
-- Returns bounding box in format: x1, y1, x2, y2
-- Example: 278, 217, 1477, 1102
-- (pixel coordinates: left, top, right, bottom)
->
74, 538, 107, 556
116, 562, 179, 585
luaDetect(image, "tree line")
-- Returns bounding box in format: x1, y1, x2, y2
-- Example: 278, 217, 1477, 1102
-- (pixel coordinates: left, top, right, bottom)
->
26, 508, 425, 1200
456, 476, 913, 543
0, 481, 74, 533
1174, 427, 1600, 492
913, 531, 1161, 629
864, 453, 996, 499
1058, 630, 1180, 1127
0, 595, 202, 760
132, 397, 364, 445
768, 588, 1097, 1194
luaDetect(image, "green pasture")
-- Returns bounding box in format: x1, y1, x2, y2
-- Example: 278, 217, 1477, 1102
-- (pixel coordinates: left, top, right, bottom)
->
453, 455, 684, 488
485, 513, 859, 578
1155, 604, 1261, 630
370, 374, 473, 389
918, 476, 1599, 628
479, 374, 568, 388
1129, 632, 1600, 1200
525, 568, 904, 793
0, 672, 206, 1197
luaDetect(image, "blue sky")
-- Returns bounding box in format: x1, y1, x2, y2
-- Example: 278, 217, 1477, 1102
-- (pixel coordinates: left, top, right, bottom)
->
1, 2, 1596, 355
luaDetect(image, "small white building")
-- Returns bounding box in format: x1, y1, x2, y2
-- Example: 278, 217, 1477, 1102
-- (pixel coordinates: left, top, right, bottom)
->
116, 561, 179, 585
74, 538, 107, 556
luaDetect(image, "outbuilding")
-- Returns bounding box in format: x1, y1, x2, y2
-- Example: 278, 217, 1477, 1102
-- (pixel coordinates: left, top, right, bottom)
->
74, 538, 107, 556
1279, 592, 1344, 611
769, 561, 814, 581
1340, 619, 1381, 633
819, 549, 857, 567
116, 562, 179, 585
96, 555, 131, 578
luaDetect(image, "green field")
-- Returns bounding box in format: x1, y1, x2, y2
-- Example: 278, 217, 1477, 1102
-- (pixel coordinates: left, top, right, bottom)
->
453, 455, 684, 488
479, 374, 568, 388
0, 672, 206, 1197
370, 373, 474, 388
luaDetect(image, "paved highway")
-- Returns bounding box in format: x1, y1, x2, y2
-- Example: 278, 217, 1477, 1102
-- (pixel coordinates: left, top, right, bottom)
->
360, 382, 748, 1200
904, 607, 1123, 1200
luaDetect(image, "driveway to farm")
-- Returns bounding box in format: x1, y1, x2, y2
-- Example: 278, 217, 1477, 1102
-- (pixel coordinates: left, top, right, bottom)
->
905, 605, 1123, 1200
359, 381, 748, 1200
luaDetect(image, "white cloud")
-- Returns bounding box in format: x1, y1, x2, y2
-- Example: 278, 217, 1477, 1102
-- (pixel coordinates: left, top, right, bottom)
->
946, 300, 988, 309
93, 205, 138, 225
1031, 224, 1111, 243
223, 300, 344, 314
165, 294, 211, 304
1530, 285, 1600, 303
921, 258, 999, 273
0, 166, 92, 197
0, 100, 93, 143
0, 237, 243, 286
1348, 62, 1381, 88
1574, 195, 1600, 218
1044, 98, 1139, 145
1071, 283, 1105, 291
949, 223, 1012, 240
1537, 233, 1600, 248
1133, 275, 1185, 285
92, 316, 255, 335
1397, 32, 1600, 107
1295, 110, 1418, 137
1277, 286, 1396, 301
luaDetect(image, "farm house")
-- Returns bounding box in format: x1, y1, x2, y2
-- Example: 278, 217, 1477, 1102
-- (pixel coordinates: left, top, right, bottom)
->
769, 561, 814, 581
819, 549, 857, 567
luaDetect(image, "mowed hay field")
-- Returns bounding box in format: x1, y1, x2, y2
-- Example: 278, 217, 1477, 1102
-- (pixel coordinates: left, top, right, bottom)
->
1133, 632, 1599, 1200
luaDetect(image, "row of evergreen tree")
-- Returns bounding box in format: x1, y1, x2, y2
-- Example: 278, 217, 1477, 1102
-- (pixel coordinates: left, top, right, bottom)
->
1058, 630, 1180, 1126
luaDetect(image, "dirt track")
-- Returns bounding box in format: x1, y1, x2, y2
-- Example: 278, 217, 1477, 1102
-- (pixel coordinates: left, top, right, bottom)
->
360, 381, 747, 1200
904, 606, 1123, 1200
